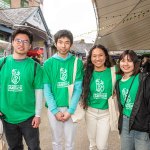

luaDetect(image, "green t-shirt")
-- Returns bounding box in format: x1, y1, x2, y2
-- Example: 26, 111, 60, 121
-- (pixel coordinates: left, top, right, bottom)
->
43, 55, 83, 107
88, 67, 120, 109
0, 55, 43, 124
119, 74, 139, 117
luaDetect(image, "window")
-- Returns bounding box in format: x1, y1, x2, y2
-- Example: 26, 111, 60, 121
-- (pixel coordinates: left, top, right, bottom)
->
4, 0, 10, 3
0, 32, 9, 41
0, 0, 10, 8
0, 33, 5, 40
21, 0, 29, 7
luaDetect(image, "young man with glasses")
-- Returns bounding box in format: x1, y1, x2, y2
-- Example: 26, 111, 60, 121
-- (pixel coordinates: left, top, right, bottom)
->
0, 28, 43, 150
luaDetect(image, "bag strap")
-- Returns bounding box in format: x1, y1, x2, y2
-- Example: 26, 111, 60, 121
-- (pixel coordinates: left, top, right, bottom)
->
0, 57, 7, 71
72, 57, 78, 83
110, 66, 116, 94
34, 62, 37, 78
68, 57, 78, 105
123, 75, 136, 107
32, 62, 38, 85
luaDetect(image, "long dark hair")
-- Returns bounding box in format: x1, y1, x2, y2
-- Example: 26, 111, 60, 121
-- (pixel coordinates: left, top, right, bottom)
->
117, 50, 140, 76
82, 44, 111, 109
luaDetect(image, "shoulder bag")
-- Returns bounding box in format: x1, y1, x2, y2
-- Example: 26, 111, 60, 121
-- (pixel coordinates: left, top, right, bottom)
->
68, 58, 85, 123
108, 66, 120, 131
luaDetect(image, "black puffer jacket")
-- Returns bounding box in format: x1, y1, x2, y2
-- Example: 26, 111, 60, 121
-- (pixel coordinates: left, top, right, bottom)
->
116, 73, 150, 134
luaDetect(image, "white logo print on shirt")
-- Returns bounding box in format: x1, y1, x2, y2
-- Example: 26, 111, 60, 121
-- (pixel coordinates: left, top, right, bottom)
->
122, 88, 133, 110
96, 79, 104, 92
11, 69, 20, 84
60, 68, 67, 81
93, 79, 107, 100
8, 69, 23, 92
57, 68, 69, 88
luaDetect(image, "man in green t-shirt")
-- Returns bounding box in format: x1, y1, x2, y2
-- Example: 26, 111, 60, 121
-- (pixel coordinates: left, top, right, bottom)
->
44, 30, 83, 150
0, 28, 43, 149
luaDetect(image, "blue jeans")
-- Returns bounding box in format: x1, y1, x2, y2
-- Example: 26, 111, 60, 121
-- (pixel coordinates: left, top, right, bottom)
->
3, 116, 40, 150
121, 115, 150, 150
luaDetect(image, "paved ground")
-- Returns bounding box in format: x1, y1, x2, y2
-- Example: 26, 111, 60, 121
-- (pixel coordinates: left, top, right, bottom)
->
23, 105, 120, 150
25, 106, 120, 150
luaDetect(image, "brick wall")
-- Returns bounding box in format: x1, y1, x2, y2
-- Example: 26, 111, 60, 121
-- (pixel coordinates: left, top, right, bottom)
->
10, 0, 41, 8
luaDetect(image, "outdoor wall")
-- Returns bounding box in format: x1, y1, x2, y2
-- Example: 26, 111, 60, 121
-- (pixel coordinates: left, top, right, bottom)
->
10, 0, 41, 8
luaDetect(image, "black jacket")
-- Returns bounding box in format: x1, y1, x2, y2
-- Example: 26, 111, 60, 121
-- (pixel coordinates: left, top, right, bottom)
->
116, 73, 150, 134
140, 60, 150, 73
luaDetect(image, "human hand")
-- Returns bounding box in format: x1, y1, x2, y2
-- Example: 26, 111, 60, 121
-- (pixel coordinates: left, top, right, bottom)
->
32, 116, 41, 128
62, 112, 71, 122
55, 112, 64, 121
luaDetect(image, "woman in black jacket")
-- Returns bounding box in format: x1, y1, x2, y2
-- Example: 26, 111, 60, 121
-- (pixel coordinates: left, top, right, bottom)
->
116, 50, 150, 150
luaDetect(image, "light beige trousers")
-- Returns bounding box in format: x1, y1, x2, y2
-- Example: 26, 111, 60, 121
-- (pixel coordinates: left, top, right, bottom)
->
85, 107, 110, 150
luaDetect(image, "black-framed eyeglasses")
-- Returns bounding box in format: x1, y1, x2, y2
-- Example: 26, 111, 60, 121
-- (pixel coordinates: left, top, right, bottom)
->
14, 38, 30, 45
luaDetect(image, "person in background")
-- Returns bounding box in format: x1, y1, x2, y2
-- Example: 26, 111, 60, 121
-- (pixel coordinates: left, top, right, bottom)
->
111, 57, 116, 66
82, 44, 120, 150
116, 50, 150, 150
140, 54, 150, 73
43, 29, 83, 150
0, 28, 43, 150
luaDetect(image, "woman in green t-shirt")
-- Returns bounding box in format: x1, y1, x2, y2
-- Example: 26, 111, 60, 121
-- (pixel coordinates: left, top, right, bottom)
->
116, 50, 150, 150
83, 44, 116, 150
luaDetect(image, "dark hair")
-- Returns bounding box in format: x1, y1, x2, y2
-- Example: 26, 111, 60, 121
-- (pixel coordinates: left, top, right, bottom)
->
117, 50, 140, 75
82, 44, 111, 109
54, 29, 73, 45
141, 54, 150, 60
12, 28, 33, 44
140, 60, 150, 73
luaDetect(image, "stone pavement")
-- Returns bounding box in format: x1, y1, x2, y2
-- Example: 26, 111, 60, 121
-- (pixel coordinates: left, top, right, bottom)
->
25, 106, 120, 150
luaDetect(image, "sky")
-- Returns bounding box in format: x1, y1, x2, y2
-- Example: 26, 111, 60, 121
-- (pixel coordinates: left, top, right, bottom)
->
43, 0, 97, 43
